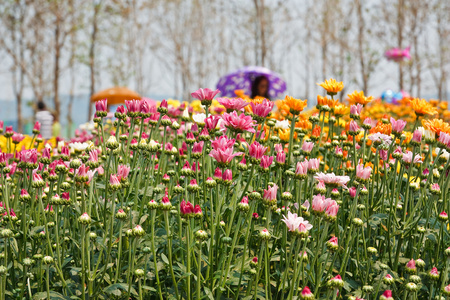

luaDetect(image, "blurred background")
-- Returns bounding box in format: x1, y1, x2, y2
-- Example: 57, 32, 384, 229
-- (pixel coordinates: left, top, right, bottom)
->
0, 0, 449, 136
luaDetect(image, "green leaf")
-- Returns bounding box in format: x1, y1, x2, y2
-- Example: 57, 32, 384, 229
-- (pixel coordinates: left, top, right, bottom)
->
104, 283, 137, 296
33, 291, 71, 299
161, 253, 169, 265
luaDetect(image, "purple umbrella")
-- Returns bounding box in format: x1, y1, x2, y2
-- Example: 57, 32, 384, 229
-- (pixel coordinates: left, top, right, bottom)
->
216, 66, 287, 98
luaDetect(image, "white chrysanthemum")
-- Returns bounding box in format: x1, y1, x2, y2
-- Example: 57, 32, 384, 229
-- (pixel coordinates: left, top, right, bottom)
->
275, 120, 290, 130
69, 142, 90, 152
192, 113, 206, 126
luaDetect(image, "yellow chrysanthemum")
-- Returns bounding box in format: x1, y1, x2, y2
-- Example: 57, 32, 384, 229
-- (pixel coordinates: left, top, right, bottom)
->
347, 90, 374, 105
283, 96, 308, 115
190, 100, 203, 112
333, 103, 349, 117
278, 128, 291, 142
410, 98, 438, 116
317, 78, 344, 95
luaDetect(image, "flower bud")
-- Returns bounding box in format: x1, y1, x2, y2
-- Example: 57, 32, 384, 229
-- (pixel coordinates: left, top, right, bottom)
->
405, 282, 419, 292
78, 212, 91, 225
383, 274, 395, 285
415, 258, 425, 269
132, 225, 145, 237
116, 209, 127, 220
327, 274, 344, 289
259, 228, 271, 240
380, 290, 393, 300
43, 256, 54, 265
135, 269, 145, 277
195, 230, 208, 241
352, 218, 363, 227
148, 199, 159, 210
299, 286, 314, 300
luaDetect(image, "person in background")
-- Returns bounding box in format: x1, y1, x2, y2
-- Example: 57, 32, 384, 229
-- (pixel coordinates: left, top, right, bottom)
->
52, 113, 61, 138
251, 75, 270, 99
35, 101, 54, 139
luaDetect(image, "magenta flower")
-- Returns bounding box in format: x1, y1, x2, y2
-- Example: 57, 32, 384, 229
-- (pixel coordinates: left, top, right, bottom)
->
301, 141, 314, 153
380, 290, 394, 300
430, 267, 439, 276
312, 194, 331, 213
125, 99, 140, 113
385, 46, 411, 61
21, 149, 38, 164
211, 135, 235, 151
327, 237, 338, 248
12, 132, 25, 143
180, 199, 194, 216
222, 169, 232, 182
260, 155, 274, 169
217, 97, 249, 111
263, 184, 278, 203
191, 88, 220, 103
213, 168, 222, 180
350, 104, 363, 116
222, 111, 256, 133
406, 259, 416, 272
5, 126, 13, 135
363, 117, 375, 129
117, 165, 130, 180
390, 117, 407, 134
209, 147, 243, 166
438, 132, 450, 148
140, 99, 153, 116
89, 150, 99, 163
33, 121, 41, 133
314, 172, 350, 188
325, 200, 339, 219
274, 144, 283, 153
281, 211, 313, 234
300, 286, 313, 298
95, 99, 108, 112
109, 174, 121, 188
192, 141, 204, 154
276, 151, 286, 164
249, 98, 273, 118
349, 120, 360, 134
308, 158, 320, 172
249, 141, 267, 160
349, 186, 357, 198
204, 115, 221, 132
295, 160, 308, 177
402, 150, 422, 164
356, 164, 372, 181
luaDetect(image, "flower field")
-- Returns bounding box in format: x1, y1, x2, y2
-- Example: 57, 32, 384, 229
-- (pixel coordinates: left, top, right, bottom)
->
2, 79, 450, 300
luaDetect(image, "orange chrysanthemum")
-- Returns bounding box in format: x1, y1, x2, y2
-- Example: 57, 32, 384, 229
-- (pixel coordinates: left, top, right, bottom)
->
317, 95, 339, 110
311, 125, 321, 137
317, 78, 344, 95
370, 121, 392, 135
422, 119, 450, 136
283, 96, 308, 115
347, 90, 374, 105
410, 98, 438, 116
295, 119, 312, 131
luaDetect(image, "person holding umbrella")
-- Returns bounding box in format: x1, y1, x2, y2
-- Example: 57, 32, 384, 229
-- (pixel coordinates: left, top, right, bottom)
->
216, 66, 286, 100
251, 75, 270, 99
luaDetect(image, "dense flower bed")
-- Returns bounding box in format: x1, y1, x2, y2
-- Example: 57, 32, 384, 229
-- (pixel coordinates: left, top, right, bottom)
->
1, 79, 450, 300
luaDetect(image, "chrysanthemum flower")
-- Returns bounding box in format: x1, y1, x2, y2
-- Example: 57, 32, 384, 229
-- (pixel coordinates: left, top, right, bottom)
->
283, 96, 307, 115
410, 98, 438, 116
347, 90, 374, 105
317, 78, 344, 95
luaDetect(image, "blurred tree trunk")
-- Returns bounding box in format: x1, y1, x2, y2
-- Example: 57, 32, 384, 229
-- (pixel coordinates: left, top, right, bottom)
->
88, 1, 101, 121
